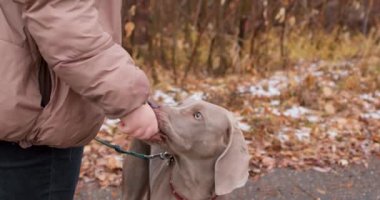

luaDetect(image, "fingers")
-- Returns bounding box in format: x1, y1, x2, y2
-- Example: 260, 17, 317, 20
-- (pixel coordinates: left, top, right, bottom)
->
118, 123, 161, 141
140, 126, 161, 141
118, 103, 162, 142
147, 135, 162, 144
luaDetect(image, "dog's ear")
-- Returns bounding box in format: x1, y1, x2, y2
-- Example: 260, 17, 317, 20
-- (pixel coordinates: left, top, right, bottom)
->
214, 113, 250, 195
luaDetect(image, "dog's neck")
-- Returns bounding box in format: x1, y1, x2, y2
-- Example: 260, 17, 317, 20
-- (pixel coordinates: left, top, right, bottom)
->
169, 156, 216, 200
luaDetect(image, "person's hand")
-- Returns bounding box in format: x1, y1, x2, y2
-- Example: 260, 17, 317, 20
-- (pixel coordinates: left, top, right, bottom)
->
118, 104, 161, 142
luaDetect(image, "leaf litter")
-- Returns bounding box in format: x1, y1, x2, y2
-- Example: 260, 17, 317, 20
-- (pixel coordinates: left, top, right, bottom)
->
78, 60, 379, 188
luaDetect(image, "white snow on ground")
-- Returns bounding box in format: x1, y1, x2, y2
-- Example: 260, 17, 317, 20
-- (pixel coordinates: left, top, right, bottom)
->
238, 61, 357, 124
188, 92, 204, 100
238, 72, 289, 97
253, 107, 265, 115
361, 110, 380, 120
238, 121, 252, 132
268, 105, 320, 123
236, 116, 252, 131
375, 91, 380, 98
332, 70, 349, 80
276, 126, 311, 142
277, 127, 291, 142
100, 119, 120, 133
283, 106, 310, 118
153, 89, 206, 105
327, 130, 338, 139
153, 90, 178, 105
360, 93, 377, 103
101, 60, 367, 140
311, 70, 324, 77
270, 100, 281, 106
326, 61, 354, 80
359, 92, 380, 120
239, 61, 355, 98
269, 107, 282, 116
295, 127, 311, 141
360, 92, 380, 104
248, 85, 281, 97
306, 115, 320, 123
303, 62, 325, 77
297, 61, 355, 87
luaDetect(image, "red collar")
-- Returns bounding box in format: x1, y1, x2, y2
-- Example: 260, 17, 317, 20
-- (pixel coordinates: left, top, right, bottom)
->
169, 172, 217, 200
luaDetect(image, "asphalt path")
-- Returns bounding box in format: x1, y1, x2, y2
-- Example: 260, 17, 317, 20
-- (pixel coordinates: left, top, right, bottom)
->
75, 156, 380, 200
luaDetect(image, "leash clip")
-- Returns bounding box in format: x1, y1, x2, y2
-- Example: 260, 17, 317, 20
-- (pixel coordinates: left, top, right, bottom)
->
146, 152, 173, 160
94, 137, 172, 160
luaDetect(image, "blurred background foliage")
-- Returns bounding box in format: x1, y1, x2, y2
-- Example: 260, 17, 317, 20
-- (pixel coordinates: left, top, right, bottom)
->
77, 1, 380, 194
121, 0, 380, 84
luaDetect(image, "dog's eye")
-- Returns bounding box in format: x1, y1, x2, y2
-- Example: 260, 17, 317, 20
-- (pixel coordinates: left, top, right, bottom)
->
193, 112, 203, 120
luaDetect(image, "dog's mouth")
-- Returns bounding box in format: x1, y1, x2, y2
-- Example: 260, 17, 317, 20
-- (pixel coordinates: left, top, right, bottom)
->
153, 108, 172, 143
158, 130, 169, 142
153, 107, 186, 155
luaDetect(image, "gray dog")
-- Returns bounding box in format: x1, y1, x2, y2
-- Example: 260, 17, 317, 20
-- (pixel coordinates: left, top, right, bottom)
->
122, 99, 250, 200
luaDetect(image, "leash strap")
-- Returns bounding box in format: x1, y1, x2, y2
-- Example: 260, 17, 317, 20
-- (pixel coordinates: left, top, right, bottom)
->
94, 137, 172, 160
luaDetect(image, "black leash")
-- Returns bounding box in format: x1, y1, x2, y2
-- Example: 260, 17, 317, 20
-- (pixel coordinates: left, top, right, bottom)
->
94, 137, 172, 160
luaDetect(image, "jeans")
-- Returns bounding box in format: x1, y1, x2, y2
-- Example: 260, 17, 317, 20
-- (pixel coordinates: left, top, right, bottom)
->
0, 141, 83, 200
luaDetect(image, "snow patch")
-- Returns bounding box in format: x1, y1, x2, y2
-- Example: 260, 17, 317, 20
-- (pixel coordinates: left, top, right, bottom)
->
360, 93, 380, 104
327, 130, 338, 139
153, 90, 178, 105
238, 121, 252, 132
239, 72, 289, 97
249, 85, 281, 97
270, 100, 281, 106
361, 110, 380, 120
283, 106, 310, 118
269, 107, 281, 116
306, 115, 320, 123
188, 92, 204, 100
295, 127, 311, 141
277, 126, 311, 142
277, 132, 290, 143
100, 119, 120, 133
236, 116, 251, 131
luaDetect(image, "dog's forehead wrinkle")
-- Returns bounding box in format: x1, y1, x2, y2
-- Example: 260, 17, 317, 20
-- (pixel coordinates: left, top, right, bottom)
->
179, 99, 220, 109
206, 109, 230, 127
165, 99, 235, 149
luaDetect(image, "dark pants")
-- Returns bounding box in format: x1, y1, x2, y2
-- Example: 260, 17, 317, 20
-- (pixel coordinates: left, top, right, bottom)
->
0, 141, 83, 200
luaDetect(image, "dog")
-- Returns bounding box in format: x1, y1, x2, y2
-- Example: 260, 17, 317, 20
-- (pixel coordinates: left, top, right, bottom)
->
122, 99, 250, 200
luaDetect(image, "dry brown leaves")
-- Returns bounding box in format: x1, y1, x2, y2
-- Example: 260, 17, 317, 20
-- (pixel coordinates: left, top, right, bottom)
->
79, 59, 379, 188
79, 131, 128, 188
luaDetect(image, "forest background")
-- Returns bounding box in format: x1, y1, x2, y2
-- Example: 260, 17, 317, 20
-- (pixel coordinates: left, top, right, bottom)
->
77, 0, 380, 191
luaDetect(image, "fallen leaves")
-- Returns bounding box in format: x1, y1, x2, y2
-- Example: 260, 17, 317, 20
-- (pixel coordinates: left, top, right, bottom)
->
324, 102, 336, 115
261, 156, 276, 170
78, 59, 379, 189
80, 131, 127, 187
106, 156, 123, 171
322, 86, 334, 98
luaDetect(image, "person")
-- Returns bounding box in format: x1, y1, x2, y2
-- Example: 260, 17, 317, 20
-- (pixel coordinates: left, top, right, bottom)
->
0, 0, 160, 199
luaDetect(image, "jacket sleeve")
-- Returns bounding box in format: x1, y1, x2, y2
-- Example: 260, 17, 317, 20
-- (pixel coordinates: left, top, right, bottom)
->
18, 0, 150, 118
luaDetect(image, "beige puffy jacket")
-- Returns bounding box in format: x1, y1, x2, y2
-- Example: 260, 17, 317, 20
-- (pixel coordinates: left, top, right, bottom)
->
0, 0, 150, 148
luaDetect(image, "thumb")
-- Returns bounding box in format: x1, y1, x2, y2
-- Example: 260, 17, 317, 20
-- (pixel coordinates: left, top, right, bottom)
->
147, 133, 162, 143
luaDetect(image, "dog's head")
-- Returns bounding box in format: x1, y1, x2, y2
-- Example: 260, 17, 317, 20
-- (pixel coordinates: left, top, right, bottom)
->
155, 98, 250, 195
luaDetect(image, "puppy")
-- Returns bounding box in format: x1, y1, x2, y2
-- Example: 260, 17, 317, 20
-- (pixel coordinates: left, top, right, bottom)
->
122, 99, 250, 200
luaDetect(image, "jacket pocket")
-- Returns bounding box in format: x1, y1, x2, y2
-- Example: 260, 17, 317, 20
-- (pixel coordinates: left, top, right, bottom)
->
38, 57, 52, 107
29, 74, 105, 148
